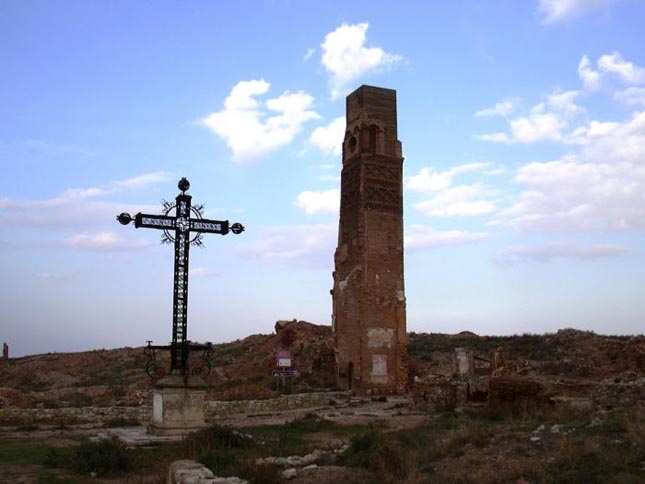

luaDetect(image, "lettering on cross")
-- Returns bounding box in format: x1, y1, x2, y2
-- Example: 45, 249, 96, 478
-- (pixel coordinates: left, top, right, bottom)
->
116, 177, 244, 383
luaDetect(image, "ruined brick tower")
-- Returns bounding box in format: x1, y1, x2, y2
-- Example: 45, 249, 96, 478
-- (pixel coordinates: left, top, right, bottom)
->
332, 85, 407, 394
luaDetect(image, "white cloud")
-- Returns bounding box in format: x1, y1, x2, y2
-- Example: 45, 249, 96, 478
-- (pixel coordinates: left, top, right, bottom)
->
563, 120, 620, 145
538, 0, 621, 24
510, 112, 566, 143
190, 267, 218, 278
201, 79, 320, 162
321, 22, 401, 100
500, 111, 645, 232
578, 55, 601, 91
493, 242, 627, 266
304, 48, 315, 61
615, 87, 645, 106
407, 164, 497, 217
597, 52, 645, 84
475, 98, 520, 117
309, 117, 345, 156
545, 90, 584, 115
405, 225, 490, 252
294, 189, 340, 215
112, 171, 172, 189
477, 90, 584, 144
235, 224, 336, 269
0, 174, 165, 230
578, 52, 645, 91
582, 110, 645, 163
474, 132, 512, 143
63, 232, 149, 251
414, 185, 497, 217
406, 167, 452, 192
406, 163, 491, 193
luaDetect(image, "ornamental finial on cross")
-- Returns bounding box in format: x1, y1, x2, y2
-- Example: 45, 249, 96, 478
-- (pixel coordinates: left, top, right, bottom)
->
116, 178, 244, 383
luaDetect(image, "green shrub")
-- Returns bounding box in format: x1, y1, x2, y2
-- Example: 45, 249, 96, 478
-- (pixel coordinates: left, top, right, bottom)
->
44, 447, 74, 469
199, 447, 239, 475
341, 428, 383, 469
184, 424, 253, 456
341, 428, 420, 482
74, 437, 132, 476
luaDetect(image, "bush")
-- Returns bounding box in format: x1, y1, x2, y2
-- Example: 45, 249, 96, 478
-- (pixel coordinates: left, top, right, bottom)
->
199, 447, 239, 475
44, 447, 74, 469
341, 428, 419, 483
74, 437, 132, 476
341, 430, 380, 469
184, 424, 253, 456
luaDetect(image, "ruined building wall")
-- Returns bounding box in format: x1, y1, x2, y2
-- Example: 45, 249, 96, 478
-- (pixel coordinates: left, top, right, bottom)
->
332, 85, 408, 394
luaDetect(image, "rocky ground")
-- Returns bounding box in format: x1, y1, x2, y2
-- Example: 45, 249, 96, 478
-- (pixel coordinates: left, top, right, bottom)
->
1, 322, 642, 410
0, 322, 643, 483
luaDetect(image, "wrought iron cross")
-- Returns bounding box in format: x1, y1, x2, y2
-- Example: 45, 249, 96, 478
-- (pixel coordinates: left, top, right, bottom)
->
116, 177, 244, 382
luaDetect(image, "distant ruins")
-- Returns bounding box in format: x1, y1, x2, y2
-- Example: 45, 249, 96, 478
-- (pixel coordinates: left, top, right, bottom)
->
332, 85, 408, 394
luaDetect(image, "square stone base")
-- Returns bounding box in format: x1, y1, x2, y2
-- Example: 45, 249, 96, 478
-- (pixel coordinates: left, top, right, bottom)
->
147, 375, 207, 436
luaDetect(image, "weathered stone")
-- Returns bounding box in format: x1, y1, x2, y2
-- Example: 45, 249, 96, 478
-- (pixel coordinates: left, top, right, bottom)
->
492, 347, 505, 371
282, 468, 298, 479
332, 85, 408, 395
167, 460, 247, 484
453, 348, 474, 377
148, 374, 207, 436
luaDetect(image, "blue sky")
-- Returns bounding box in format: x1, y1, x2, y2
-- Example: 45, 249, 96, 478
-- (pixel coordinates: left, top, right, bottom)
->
1, 0, 644, 356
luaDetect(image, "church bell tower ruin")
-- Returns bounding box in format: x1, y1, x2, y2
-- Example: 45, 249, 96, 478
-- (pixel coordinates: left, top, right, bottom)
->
332, 85, 408, 394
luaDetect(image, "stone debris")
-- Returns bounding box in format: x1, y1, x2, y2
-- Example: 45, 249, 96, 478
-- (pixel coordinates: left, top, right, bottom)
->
588, 416, 604, 428
168, 460, 247, 484
550, 424, 565, 434
256, 447, 346, 468
282, 468, 298, 479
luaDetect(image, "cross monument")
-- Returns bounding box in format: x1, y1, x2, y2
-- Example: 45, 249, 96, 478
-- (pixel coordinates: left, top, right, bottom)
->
117, 177, 244, 435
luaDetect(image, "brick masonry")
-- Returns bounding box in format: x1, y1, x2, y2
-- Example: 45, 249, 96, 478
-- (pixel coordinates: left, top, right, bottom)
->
332, 85, 408, 394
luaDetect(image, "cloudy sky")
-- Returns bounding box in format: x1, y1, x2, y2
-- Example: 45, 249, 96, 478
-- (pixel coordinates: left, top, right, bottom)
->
2, 0, 644, 356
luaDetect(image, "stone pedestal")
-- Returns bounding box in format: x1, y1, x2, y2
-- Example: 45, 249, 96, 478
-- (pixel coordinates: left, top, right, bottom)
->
147, 374, 207, 436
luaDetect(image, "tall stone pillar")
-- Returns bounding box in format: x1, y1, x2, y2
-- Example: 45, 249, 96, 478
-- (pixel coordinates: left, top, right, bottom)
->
332, 85, 408, 394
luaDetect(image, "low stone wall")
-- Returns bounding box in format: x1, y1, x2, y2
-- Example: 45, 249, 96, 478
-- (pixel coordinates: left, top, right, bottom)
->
0, 405, 150, 427
206, 392, 338, 417
0, 392, 341, 427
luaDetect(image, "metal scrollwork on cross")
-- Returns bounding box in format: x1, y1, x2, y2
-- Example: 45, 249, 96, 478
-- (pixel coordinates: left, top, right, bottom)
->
117, 178, 244, 385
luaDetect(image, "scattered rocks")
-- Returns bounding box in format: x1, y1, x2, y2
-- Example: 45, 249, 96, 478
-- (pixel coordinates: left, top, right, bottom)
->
282, 468, 298, 479
256, 447, 345, 468
588, 416, 604, 428
550, 424, 565, 434
168, 460, 247, 484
